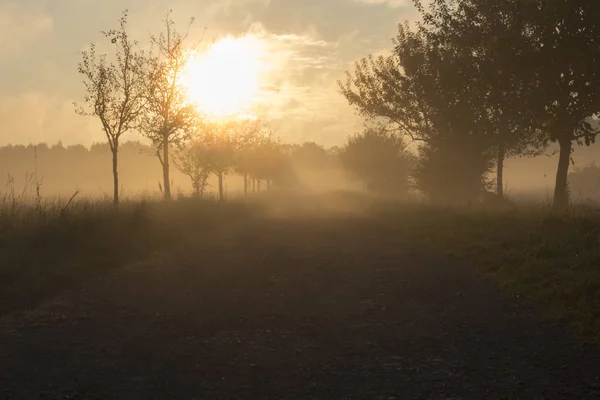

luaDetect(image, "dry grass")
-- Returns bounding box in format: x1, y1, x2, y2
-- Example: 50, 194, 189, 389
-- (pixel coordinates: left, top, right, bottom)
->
0, 175, 254, 316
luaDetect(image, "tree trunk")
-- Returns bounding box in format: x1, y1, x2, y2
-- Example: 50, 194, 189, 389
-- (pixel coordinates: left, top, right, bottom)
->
553, 137, 572, 212
193, 180, 200, 198
244, 173, 248, 199
218, 172, 224, 202
496, 143, 505, 198
162, 135, 171, 201
252, 178, 256, 193
258, 179, 261, 193
112, 146, 119, 207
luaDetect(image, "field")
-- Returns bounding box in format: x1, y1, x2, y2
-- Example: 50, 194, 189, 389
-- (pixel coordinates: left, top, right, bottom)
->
2, 192, 600, 397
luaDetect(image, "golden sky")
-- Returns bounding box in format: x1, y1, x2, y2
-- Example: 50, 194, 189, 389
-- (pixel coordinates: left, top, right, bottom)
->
0, 0, 416, 147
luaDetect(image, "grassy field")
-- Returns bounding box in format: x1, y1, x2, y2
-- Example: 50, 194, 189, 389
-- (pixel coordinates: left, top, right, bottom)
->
2, 190, 600, 343
0, 193, 255, 317
374, 203, 600, 342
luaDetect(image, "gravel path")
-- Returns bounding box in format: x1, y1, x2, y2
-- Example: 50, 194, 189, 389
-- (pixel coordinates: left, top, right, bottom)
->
1, 214, 599, 399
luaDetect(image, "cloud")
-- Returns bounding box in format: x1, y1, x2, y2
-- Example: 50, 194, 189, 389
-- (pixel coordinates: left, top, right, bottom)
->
0, 92, 103, 146
0, 3, 53, 55
353, 0, 409, 7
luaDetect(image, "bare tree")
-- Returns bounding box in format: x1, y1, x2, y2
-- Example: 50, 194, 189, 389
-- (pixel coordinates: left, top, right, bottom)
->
75, 11, 146, 206
140, 11, 197, 201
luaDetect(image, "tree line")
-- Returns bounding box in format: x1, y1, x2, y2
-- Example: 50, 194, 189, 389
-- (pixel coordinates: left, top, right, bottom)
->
73, 10, 419, 205
339, 0, 600, 210
76, 11, 212, 205
0, 128, 420, 202
2, 130, 598, 203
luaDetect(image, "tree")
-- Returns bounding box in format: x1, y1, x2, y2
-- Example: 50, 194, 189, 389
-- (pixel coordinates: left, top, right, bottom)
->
339, 23, 496, 203
140, 11, 197, 201
173, 138, 211, 199
526, 0, 600, 210
75, 11, 146, 206
291, 142, 330, 170
417, 0, 600, 210
414, 132, 495, 204
232, 119, 272, 198
418, 0, 546, 198
200, 121, 237, 201
340, 123, 415, 196
249, 136, 287, 190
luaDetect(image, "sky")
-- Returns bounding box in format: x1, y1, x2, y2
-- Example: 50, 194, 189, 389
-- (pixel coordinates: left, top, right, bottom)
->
0, 0, 418, 147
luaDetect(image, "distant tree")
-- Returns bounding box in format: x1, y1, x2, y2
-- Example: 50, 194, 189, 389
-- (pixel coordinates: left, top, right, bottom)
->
250, 137, 287, 190
200, 122, 237, 201
232, 119, 272, 198
75, 11, 146, 206
139, 11, 197, 201
340, 123, 415, 196
291, 142, 330, 170
568, 163, 600, 203
173, 138, 211, 199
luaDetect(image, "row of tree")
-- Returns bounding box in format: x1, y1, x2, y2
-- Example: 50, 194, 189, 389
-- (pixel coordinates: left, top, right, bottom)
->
340, 0, 600, 210
0, 130, 411, 200
77, 11, 204, 205
75, 10, 414, 205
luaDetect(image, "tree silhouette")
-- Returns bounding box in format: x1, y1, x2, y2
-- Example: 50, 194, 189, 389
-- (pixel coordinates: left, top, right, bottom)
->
75, 11, 147, 206
173, 138, 211, 199
340, 123, 415, 196
232, 119, 272, 198
139, 11, 197, 201
417, 0, 600, 210
339, 24, 495, 203
198, 121, 237, 201
414, 132, 495, 204
249, 136, 287, 190
415, 0, 547, 198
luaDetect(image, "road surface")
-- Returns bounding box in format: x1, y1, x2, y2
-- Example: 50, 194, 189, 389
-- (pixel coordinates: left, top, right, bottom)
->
1, 213, 599, 399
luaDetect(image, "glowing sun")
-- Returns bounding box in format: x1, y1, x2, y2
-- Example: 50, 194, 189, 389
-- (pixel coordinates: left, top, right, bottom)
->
181, 35, 271, 119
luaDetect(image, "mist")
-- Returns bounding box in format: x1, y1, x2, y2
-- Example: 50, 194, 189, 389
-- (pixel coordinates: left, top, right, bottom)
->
3, 1, 600, 398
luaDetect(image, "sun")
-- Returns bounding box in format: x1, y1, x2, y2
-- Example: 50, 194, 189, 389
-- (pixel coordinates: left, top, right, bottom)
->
181, 35, 271, 119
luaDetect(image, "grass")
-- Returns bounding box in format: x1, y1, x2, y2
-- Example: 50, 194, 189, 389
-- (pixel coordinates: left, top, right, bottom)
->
3, 181, 600, 344
0, 176, 256, 317
374, 202, 600, 342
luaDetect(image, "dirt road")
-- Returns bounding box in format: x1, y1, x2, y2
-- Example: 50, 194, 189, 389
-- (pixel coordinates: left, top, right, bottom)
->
1, 213, 599, 399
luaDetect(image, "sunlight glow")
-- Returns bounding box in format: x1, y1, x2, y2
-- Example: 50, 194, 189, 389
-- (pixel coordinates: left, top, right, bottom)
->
181, 35, 272, 119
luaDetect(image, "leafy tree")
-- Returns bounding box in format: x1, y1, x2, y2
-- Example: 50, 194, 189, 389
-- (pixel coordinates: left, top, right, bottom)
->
414, 132, 495, 204
199, 121, 237, 201
173, 138, 211, 199
417, 0, 546, 198
340, 123, 415, 196
339, 24, 495, 203
140, 11, 197, 201
417, 0, 600, 210
232, 119, 272, 197
75, 11, 146, 206
249, 136, 287, 190
290, 142, 330, 170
